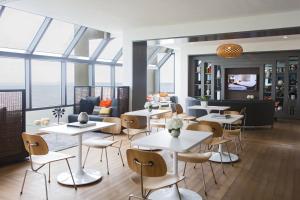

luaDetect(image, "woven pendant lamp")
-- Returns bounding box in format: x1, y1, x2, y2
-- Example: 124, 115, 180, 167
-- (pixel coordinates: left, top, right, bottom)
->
217, 44, 243, 58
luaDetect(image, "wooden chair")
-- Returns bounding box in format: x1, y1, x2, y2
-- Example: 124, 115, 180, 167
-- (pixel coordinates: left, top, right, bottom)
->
175, 104, 196, 123
150, 110, 173, 131
21, 132, 76, 200
126, 149, 184, 200
178, 123, 217, 195
198, 121, 233, 172
82, 117, 124, 175
121, 115, 149, 144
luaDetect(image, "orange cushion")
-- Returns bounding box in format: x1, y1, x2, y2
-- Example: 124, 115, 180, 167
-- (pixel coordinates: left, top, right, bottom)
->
159, 92, 168, 97
99, 99, 112, 107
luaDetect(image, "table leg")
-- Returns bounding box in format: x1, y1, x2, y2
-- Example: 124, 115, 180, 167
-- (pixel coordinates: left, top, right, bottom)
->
148, 152, 203, 200
57, 134, 102, 186
209, 144, 239, 163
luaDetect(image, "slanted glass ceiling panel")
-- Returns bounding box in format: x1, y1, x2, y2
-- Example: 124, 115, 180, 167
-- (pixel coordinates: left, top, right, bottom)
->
0, 7, 44, 50
98, 37, 122, 60
35, 20, 75, 55
0, 57, 25, 89
71, 28, 104, 58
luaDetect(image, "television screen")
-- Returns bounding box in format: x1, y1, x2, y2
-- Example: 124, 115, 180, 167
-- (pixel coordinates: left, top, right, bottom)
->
228, 74, 257, 91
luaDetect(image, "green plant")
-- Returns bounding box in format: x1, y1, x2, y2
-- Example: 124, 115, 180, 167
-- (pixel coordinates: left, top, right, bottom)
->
198, 96, 209, 101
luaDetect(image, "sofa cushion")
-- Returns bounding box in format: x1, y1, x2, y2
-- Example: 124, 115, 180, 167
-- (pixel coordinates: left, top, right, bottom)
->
79, 99, 95, 114
99, 99, 112, 107
99, 107, 111, 115
86, 96, 100, 106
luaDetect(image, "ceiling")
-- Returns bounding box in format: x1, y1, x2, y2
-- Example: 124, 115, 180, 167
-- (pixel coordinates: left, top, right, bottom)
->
3, 0, 300, 33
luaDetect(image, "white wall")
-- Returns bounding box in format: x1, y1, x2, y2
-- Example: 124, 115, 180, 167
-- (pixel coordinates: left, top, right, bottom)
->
122, 10, 300, 110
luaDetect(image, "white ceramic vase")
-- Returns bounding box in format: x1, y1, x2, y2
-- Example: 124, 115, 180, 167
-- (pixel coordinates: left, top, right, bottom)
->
170, 129, 181, 137
201, 101, 208, 107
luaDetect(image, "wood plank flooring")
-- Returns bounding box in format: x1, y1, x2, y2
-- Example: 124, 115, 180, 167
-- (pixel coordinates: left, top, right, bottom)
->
0, 120, 299, 200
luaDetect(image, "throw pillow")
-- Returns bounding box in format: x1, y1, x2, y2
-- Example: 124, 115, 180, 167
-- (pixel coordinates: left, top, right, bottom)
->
99, 99, 112, 107
99, 107, 111, 115
92, 106, 101, 115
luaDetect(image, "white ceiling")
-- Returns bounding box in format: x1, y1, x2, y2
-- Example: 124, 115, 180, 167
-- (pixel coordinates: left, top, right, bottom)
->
3, 0, 300, 33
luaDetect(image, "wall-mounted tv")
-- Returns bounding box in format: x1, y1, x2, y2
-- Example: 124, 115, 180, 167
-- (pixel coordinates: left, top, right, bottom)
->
228, 74, 257, 91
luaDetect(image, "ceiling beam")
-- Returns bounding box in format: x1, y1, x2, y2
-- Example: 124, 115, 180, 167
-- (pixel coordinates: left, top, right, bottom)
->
90, 32, 111, 61
63, 26, 87, 58
27, 17, 52, 54
112, 48, 122, 64
157, 50, 174, 69
147, 46, 161, 64
0, 6, 5, 17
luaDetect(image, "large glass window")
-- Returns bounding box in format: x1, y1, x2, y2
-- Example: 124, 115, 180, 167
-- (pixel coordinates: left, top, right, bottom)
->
66, 62, 75, 105
159, 54, 175, 93
31, 60, 61, 108
35, 20, 75, 55
0, 7, 44, 50
115, 66, 124, 86
95, 65, 111, 86
98, 37, 122, 60
0, 57, 25, 89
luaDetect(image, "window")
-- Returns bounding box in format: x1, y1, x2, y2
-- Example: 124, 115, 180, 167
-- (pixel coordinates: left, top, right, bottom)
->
95, 65, 111, 86
31, 60, 61, 108
115, 66, 124, 86
0, 57, 25, 89
98, 37, 122, 60
35, 20, 75, 55
66, 63, 75, 105
0, 7, 44, 50
159, 54, 175, 93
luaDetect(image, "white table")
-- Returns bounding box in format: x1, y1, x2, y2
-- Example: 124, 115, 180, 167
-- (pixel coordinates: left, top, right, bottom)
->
188, 105, 230, 114
197, 113, 244, 163
125, 109, 171, 130
40, 121, 115, 186
132, 130, 212, 200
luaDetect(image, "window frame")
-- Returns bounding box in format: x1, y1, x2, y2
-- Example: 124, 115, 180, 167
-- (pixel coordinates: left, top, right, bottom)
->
158, 53, 175, 94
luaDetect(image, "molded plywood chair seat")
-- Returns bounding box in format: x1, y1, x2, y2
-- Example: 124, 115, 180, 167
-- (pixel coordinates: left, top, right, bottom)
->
126, 149, 184, 200
175, 104, 196, 123
20, 132, 76, 200
198, 121, 233, 171
150, 110, 173, 131
82, 117, 124, 175
121, 114, 149, 142
177, 123, 217, 195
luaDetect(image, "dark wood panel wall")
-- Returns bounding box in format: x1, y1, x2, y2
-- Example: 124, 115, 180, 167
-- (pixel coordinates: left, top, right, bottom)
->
132, 41, 147, 110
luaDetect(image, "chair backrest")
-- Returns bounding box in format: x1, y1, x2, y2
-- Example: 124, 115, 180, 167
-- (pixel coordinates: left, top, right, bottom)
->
121, 114, 147, 129
198, 121, 223, 138
101, 117, 121, 134
22, 132, 49, 155
186, 123, 213, 132
126, 149, 167, 177
157, 111, 173, 119
175, 104, 184, 114
224, 110, 240, 115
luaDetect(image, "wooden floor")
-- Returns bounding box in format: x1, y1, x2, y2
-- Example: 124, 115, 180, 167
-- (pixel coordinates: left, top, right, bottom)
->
0, 120, 300, 200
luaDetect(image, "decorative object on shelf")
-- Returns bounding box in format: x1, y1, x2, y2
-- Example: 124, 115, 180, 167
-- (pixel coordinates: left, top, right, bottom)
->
206, 88, 211, 96
144, 101, 153, 112
207, 64, 212, 73
277, 80, 284, 86
166, 117, 183, 138
199, 96, 209, 107
290, 94, 296, 100
216, 43, 243, 58
52, 107, 65, 124
246, 95, 255, 100
217, 69, 221, 79
217, 91, 221, 100
78, 112, 89, 124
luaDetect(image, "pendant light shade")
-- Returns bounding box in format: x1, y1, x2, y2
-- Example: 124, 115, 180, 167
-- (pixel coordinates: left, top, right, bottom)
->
217, 44, 243, 58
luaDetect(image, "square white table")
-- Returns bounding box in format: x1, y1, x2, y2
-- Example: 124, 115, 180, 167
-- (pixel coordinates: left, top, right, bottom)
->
40, 121, 115, 186
125, 109, 172, 130
132, 130, 212, 200
196, 113, 244, 163
188, 105, 230, 114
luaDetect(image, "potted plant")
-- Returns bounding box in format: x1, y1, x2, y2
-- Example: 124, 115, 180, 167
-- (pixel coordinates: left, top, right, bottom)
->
199, 96, 209, 107
166, 117, 183, 137
144, 101, 153, 112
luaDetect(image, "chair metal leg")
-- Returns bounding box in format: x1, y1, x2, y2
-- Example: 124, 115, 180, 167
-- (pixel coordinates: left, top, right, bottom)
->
100, 148, 103, 162
200, 163, 207, 196
105, 148, 109, 175
48, 163, 51, 183
209, 161, 217, 184
66, 159, 77, 190
43, 173, 49, 200
183, 162, 187, 176
225, 142, 234, 166
118, 147, 125, 167
218, 151, 225, 174
238, 136, 243, 151
83, 146, 90, 168
20, 169, 29, 195
175, 183, 182, 200
234, 138, 239, 155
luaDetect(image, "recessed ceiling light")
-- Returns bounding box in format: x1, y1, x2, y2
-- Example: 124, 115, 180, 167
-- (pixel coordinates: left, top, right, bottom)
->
283, 35, 288, 39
